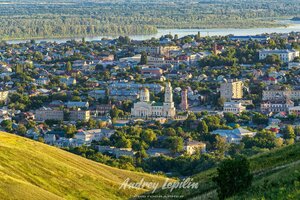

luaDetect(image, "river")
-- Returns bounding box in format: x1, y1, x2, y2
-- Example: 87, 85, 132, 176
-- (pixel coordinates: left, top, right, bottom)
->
5, 20, 300, 44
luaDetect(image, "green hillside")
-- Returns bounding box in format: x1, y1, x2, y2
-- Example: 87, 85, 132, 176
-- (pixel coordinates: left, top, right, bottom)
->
0, 132, 169, 200
148, 143, 300, 200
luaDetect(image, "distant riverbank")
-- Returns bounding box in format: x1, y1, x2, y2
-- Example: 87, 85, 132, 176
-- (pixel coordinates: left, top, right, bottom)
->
4, 20, 300, 44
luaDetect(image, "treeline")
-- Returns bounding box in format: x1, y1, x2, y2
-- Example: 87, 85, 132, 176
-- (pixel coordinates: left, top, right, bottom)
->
0, 0, 299, 39
0, 16, 157, 40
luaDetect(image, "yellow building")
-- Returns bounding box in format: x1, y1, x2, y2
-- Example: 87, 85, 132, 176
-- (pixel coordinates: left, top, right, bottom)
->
220, 79, 243, 100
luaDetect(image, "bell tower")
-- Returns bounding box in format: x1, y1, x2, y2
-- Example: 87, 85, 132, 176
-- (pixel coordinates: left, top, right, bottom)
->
164, 82, 173, 103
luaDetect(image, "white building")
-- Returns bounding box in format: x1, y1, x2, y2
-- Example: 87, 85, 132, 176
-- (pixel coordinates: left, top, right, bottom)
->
211, 128, 256, 144
74, 129, 115, 144
131, 82, 176, 118
223, 102, 246, 114
259, 49, 299, 63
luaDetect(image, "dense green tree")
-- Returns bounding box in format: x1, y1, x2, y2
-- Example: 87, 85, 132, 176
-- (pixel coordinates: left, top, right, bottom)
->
213, 155, 253, 199
140, 51, 148, 65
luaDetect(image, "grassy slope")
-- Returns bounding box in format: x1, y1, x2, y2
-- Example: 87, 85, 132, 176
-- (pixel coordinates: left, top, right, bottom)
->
0, 132, 169, 200
149, 143, 300, 200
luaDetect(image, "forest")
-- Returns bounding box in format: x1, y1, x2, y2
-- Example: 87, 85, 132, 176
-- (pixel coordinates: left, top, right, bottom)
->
0, 0, 299, 40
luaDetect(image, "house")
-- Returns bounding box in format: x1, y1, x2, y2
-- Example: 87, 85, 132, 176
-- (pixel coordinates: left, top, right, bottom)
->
184, 140, 206, 155
88, 90, 106, 100
229, 36, 270, 42
211, 127, 256, 144
97, 146, 136, 158
96, 104, 114, 115
44, 134, 56, 145
36, 77, 50, 86
66, 101, 89, 109
146, 148, 171, 157
74, 129, 114, 144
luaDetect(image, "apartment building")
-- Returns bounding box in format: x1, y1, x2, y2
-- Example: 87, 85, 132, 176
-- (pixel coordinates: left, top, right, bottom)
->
70, 109, 90, 121
259, 49, 299, 63
220, 79, 243, 101
35, 108, 64, 121
262, 89, 300, 101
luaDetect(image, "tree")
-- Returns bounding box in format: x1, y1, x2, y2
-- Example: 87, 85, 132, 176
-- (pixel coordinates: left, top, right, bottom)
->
282, 125, 295, 139
64, 125, 77, 138
1, 120, 13, 132
217, 97, 225, 108
166, 136, 184, 153
224, 112, 237, 123
197, 120, 208, 134
66, 61, 72, 72
16, 124, 27, 136
163, 127, 176, 136
213, 155, 253, 200
141, 129, 157, 144
213, 135, 229, 158
140, 51, 148, 65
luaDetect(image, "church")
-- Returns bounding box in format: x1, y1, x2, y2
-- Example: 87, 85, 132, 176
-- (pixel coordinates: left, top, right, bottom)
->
131, 82, 176, 118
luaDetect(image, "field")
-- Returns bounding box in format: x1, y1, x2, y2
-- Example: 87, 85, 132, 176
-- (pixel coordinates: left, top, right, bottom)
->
0, 131, 168, 200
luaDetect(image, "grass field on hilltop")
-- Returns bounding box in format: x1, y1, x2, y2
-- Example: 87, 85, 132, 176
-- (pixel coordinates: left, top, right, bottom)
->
0, 132, 169, 200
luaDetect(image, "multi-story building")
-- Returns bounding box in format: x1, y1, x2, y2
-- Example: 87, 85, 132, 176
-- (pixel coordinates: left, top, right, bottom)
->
259, 49, 299, 63
35, 107, 64, 121
289, 106, 300, 116
262, 89, 300, 101
141, 67, 163, 79
220, 79, 243, 101
261, 98, 294, 113
69, 109, 90, 121
134, 46, 180, 56
96, 104, 114, 116
147, 56, 181, 67
223, 102, 246, 114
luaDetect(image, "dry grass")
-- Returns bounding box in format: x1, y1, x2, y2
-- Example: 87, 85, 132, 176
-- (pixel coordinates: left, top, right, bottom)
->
0, 132, 168, 200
